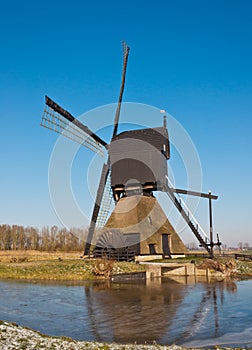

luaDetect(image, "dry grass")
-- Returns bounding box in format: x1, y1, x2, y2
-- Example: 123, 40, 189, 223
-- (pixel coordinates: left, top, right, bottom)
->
0, 250, 82, 263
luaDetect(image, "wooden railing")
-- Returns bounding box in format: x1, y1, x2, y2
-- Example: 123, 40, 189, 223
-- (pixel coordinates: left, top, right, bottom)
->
234, 253, 252, 261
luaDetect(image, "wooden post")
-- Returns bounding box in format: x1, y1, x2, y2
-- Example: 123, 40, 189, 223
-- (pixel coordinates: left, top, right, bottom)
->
209, 191, 214, 258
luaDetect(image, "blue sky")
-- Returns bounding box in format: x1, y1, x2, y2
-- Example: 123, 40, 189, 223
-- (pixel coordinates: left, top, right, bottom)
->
0, 0, 252, 247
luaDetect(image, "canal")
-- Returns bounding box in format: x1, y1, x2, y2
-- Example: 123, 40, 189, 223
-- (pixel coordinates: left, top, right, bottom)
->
0, 277, 252, 347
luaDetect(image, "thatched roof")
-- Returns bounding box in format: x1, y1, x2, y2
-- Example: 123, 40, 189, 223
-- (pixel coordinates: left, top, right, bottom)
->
105, 195, 187, 254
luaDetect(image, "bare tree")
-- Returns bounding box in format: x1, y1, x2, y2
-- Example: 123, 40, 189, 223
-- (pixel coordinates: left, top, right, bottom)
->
0, 224, 88, 252
238, 242, 243, 250
243, 242, 249, 251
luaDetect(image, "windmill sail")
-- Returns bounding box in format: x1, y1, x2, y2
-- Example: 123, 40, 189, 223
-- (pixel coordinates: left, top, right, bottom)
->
112, 41, 130, 138
41, 104, 104, 156
84, 42, 130, 256
84, 162, 110, 255
96, 171, 114, 228
41, 96, 107, 155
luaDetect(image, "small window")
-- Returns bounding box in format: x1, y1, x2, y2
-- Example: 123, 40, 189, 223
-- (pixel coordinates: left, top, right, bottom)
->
149, 244, 156, 255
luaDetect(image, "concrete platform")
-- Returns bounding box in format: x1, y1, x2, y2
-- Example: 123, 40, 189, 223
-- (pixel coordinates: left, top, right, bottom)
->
141, 262, 224, 279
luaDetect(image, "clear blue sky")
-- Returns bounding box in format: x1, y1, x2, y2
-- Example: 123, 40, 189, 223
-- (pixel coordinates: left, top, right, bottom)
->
1, 0, 252, 247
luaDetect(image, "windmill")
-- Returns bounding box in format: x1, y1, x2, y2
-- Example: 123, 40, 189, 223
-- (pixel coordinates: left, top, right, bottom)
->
40, 41, 221, 259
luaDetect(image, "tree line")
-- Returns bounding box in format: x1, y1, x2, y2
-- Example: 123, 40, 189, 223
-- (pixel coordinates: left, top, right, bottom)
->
0, 225, 88, 251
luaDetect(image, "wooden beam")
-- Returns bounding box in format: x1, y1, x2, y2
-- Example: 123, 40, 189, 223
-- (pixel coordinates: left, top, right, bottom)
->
169, 188, 218, 200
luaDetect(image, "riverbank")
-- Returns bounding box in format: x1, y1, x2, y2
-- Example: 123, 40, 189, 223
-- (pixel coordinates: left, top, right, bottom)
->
0, 320, 186, 350
0, 250, 252, 280
0, 257, 144, 281
1, 320, 247, 350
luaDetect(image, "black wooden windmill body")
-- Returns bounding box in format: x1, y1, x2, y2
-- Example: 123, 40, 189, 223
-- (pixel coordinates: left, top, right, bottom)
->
41, 42, 221, 259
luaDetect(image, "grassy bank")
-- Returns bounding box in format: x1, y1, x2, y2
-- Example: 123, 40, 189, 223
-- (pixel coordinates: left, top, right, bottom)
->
1, 250, 252, 280
0, 251, 145, 280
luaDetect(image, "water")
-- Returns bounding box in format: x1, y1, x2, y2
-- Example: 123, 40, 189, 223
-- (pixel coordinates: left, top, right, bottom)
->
0, 277, 252, 347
